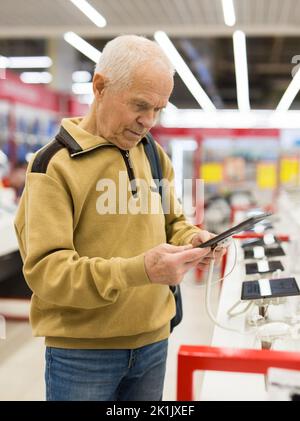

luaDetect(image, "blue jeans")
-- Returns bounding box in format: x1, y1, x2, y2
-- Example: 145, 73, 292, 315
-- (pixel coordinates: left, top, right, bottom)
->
45, 339, 168, 401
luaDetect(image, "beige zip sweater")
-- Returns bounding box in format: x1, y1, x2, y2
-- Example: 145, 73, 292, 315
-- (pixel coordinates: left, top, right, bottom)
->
14, 117, 200, 349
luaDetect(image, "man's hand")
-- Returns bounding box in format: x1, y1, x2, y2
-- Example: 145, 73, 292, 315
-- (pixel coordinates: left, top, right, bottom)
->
144, 243, 210, 285
191, 230, 227, 267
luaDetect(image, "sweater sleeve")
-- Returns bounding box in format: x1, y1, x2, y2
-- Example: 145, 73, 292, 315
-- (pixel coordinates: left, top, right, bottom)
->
155, 143, 201, 246
14, 172, 151, 310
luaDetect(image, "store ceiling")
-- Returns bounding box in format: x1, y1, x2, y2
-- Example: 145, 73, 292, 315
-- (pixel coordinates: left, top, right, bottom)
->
0, 0, 300, 109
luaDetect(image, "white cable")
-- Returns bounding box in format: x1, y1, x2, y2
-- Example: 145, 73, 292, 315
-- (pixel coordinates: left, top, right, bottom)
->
205, 258, 246, 333
184, 239, 238, 289
203, 240, 300, 345
204, 241, 255, 334
227, 299, 254, 318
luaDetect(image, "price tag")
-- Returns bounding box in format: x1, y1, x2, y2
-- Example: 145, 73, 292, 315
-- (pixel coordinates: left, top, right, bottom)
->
258, 279, 272, 296
258, 260, 270, 273
263, 234, 275, 245
254, 246, 265, 259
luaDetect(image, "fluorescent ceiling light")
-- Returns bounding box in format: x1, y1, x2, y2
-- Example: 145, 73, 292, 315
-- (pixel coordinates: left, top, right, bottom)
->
72, 70, 92, 83
0, 56, 8, 68
64, 32, 101, 63
0, 56, 7, 79
166, 102, 177, 111
72, 82, 93, 95
20, 72, 52, 84
78, 94, 94, 105
233, 30, 250, 111
276, 67, 300, 111
161, 109, 300, 129
6, 56, 52, 68
154, 31, 216, 112
221, 0, 236, 26
269, 110, 300, 128
69, 0, 106, 27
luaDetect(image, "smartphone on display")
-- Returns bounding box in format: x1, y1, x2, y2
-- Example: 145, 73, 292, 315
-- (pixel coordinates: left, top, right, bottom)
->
245, 260, 284, 275
241, 233, 277, 249
241, 277, 300, 300
244, 246, 285, 259
198, 212, 273, 249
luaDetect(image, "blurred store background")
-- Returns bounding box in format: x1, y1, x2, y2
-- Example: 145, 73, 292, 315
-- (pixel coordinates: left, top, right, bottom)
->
1, 0, 300, 401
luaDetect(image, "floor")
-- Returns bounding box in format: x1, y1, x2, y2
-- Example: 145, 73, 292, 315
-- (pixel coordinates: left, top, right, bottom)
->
0, 270, 221, 401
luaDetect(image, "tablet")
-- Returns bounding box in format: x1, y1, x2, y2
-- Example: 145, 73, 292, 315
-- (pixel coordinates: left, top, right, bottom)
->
241, 277, 300, 300
245, 260, 284, 275
244, 246, 285, 260
198, 212, 273, 249
241, 233, 278, 249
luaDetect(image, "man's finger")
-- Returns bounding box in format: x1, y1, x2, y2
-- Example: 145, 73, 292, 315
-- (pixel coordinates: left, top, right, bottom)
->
184, 260, 204, 271
193, 230, 215, 245
205, 248, 225, 259
163, 244, 193, 254
202, 255, 216, 263
175, 247, 210, 263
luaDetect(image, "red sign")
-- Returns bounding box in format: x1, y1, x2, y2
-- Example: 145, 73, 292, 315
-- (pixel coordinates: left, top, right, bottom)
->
0, 70, 62, 112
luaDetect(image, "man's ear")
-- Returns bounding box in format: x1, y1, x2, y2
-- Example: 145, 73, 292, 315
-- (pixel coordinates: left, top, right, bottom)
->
93, 73, 108, 99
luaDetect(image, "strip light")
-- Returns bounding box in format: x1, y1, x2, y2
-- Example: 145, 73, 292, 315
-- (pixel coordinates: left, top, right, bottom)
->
154, 31, 216, 112
78, 94, 94, 104
221, 0, 236, 27
69, 0, 106, 27
276, 67, 300, 111
5, 56, 52, 68
64, 32, 101, 63
0, 56, 8, 68
161, 109, 300, 129
72, 70, 92, 83
0, 56, 7, 79
233, 30, 250, 111
166, 102, 178, 110
72, 82, 93, 95
20, 72, 52, 84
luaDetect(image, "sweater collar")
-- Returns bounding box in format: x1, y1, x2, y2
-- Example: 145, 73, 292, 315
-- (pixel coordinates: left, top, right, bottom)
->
58, 117, 149, 157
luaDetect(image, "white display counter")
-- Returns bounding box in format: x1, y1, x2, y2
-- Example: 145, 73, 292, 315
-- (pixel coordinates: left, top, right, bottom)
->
200, 206, 300, 401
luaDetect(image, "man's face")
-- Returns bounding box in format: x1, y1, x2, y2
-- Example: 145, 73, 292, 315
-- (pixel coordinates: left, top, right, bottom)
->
95, 67, 173, 150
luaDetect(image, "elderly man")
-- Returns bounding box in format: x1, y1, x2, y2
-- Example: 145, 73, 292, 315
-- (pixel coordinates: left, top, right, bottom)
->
14, 35, 222, 401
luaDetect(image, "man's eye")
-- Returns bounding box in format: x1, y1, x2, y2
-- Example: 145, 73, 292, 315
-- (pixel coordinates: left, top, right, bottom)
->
136, 104, 147, 110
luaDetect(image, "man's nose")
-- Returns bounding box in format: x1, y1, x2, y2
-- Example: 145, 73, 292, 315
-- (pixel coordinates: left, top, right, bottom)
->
137, 111, 157, 129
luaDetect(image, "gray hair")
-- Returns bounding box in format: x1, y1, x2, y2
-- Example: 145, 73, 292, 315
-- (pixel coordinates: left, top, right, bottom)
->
95, 35, 175, 90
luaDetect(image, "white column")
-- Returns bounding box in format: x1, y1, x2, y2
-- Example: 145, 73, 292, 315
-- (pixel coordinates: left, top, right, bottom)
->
47, 39, 77, 93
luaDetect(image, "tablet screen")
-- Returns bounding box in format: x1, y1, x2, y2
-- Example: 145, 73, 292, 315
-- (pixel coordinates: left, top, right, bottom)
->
198, 212, 272, 249
241, 277, 300, 300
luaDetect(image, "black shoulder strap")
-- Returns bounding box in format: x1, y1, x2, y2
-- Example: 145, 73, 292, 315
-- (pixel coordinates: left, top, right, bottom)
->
144, 133, 182, 332
31, 139, 64, 174
143, 133, 163, 199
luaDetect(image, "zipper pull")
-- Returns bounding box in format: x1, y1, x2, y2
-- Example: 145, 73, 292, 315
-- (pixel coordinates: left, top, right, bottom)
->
125, 150, 134, 169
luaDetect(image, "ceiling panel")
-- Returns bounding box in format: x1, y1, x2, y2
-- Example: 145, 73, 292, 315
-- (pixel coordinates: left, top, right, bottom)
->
0, 0, 90, 27
1, 0, 300, 110
1, 0, 300, 37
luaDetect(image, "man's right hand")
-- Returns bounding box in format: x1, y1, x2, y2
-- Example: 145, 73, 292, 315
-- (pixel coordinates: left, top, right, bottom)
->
144, 243, 210, 286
